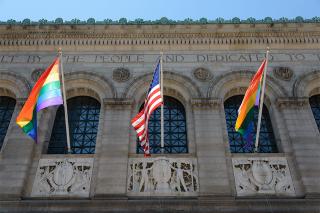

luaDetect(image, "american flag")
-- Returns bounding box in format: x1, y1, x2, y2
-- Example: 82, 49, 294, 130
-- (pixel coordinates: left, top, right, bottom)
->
131, 61, 163, 156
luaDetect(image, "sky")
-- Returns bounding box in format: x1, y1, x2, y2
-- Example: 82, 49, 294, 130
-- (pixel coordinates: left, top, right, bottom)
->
0, 0, 319, 22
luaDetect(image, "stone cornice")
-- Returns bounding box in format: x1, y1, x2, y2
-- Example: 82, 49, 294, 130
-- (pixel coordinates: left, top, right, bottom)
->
2, 31, 320, 39
276, 97, 310, 109
1, 24, 320, 39
191, 98, 221, 110
0, 23, 319, 50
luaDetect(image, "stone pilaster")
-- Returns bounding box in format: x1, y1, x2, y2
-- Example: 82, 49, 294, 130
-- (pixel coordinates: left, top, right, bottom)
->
0, 99, 35, 200
276, 97, 320, 197
191, 98, 231, 197
94, 99, 132, 197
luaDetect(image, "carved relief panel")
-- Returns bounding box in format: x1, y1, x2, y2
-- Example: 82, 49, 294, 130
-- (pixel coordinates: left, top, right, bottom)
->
127, 157, 199, 196
232, 157, 295, 196
31, 158, 94, 197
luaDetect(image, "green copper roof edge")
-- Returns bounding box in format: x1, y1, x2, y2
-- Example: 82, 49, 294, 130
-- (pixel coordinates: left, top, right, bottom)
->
1, 16, 320, 25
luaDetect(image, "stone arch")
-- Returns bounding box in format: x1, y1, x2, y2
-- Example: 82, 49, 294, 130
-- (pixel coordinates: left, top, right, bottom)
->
212, 71, 288, 154
126, 71, 199, 155
64, 71, 116, 102
293, 70, 320, 97
123, 71, 202, 105
66, 88, 101, 103
0, 71, 30, 99
207, 70, 288, 106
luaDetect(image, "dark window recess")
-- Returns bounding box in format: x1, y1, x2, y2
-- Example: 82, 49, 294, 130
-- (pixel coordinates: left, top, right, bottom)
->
224, 95, 278, 153
0, 96, 16, 149
137, 96, 188, 154
48, 96, 100, 154
310, 95, 320, 132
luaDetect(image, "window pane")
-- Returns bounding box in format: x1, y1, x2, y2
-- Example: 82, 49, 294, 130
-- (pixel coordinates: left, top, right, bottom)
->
48, 96, 100, 154
310, 95, 320, 132
137, 96, 188, 154
0, 96, 16, 149
224, 95, 277, 153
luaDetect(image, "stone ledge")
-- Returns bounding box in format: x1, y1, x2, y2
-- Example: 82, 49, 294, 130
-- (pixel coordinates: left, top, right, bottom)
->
1, 198, 320, 213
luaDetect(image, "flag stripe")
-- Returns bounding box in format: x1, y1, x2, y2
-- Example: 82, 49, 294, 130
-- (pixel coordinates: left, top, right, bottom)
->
36, 97, 63, 112
38, 80, 61, 97
37, 88, 62, 106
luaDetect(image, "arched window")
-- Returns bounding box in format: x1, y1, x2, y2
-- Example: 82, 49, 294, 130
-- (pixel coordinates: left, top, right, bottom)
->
137, 96, 188, 154
0, 96, 16, 149
48, 96, 101, 154
309, 94, 320, 132
224, 95, 277, 153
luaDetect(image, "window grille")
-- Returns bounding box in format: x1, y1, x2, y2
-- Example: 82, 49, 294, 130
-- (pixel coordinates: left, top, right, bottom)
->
224, 95, 277, 153
48, 96, 100, 154
137, 96, 188, 154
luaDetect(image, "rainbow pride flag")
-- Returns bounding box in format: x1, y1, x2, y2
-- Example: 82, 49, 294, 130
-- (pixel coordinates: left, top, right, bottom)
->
16, 58, 63, 142
235, 59, 266, 143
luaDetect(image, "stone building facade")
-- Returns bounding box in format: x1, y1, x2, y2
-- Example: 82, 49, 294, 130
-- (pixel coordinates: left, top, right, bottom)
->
0, 21, 319, 212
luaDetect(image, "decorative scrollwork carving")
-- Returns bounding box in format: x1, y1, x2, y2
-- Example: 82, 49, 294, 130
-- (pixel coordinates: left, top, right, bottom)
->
276, 97, 309, 109
193, 67, 212, 82
31, 68, 44, 82
273, 67, 293, 81
127, 157, 198, 196
191, 98, 221, 109
232, 157, 295, 196
31, 158, 94, 197
112, 68, 130, 83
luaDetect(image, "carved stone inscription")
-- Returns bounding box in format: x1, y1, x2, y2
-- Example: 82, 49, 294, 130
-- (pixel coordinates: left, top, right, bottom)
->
1, 53, 320, 64
31, 158, 94, 197
232, 157, 295, 196
127, 157, 199, 196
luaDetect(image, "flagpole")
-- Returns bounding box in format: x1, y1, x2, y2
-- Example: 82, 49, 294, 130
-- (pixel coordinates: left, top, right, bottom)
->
254, 47, 269, 152
160, 52, 164, 153
58, 48, 72, 154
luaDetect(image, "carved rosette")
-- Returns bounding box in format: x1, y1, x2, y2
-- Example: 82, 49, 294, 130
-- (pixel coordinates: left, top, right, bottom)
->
31, 158, 94, 197
127, 157, 199, 196
273, 67, 293, 81
193, 67, 212, 82
31, 68, 44, 82
112, 68, 130, 82
232, 157, 295, 196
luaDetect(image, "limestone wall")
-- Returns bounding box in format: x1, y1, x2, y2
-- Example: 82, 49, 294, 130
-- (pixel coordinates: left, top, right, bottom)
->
0, 23, 319, 211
